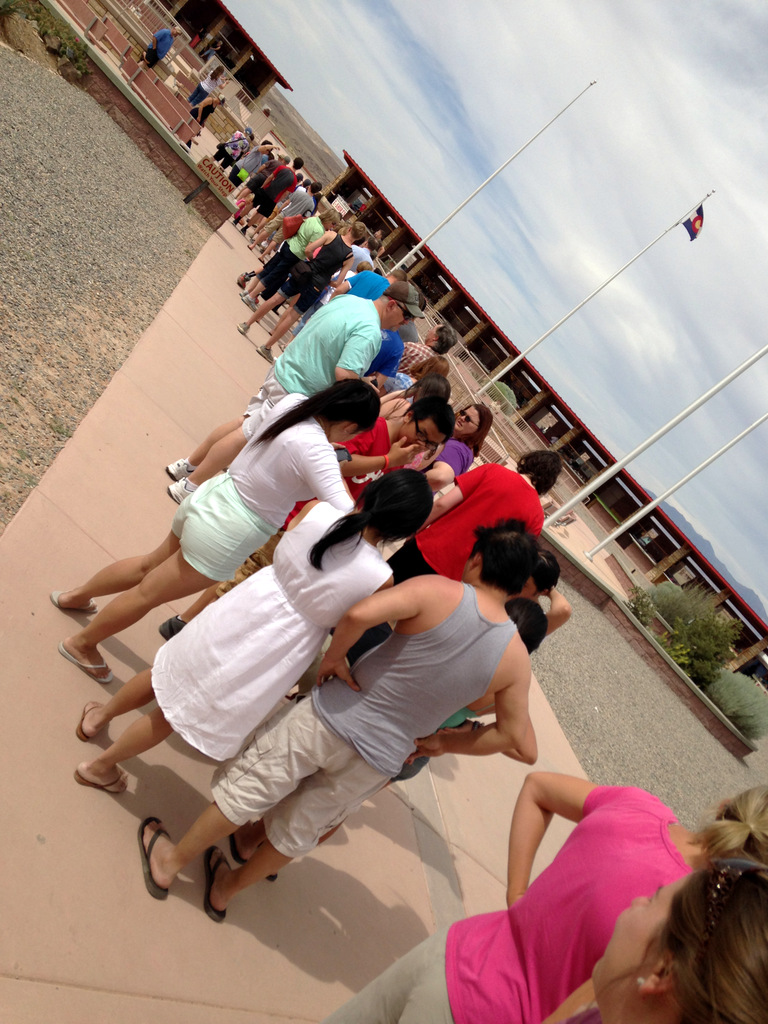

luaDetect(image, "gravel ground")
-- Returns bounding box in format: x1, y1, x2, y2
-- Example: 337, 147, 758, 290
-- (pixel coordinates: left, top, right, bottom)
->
0, 43, 209, 532
535, 580, 768, 828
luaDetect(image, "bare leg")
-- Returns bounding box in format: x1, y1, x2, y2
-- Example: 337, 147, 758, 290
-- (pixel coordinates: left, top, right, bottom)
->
245, 278, 266, 298
266, 306, 302, 348
186, 416, 244, 468
77, 707, 172, 786
244, 290, 286, 327
78, 667, 155, 740
144, 801, 240, 892
185, 427, 248, 487
260, 237, 278, 259
62, 545, 214, 672
209, 838, 292, 913
176, 583, 219, 624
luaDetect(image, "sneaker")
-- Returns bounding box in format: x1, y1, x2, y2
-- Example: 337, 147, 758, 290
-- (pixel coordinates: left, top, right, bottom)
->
165, 457, 193, 481
237, 322, 250, 336
158, 615, 187, 641
240, 291, 258, 311
236, 273, 248, 289
257, 344, 274, 363
167, 478, 197, 504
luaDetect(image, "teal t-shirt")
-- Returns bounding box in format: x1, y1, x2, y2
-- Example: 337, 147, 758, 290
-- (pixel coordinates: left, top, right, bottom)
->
275, 296, 382, 395
287, 216, 324, 259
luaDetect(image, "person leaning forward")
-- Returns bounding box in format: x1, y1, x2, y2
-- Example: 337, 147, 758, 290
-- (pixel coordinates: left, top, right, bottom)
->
137, 520, 538, 919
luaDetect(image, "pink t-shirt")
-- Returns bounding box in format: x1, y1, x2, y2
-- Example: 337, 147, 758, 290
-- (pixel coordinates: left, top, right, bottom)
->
445, 786, 691, 1024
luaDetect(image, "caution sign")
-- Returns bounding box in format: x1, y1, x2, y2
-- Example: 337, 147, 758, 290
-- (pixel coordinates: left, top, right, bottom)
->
197, 155, 236, 200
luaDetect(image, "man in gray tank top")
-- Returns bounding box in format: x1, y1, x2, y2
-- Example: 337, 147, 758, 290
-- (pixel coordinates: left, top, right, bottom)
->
138, 522, 539, 921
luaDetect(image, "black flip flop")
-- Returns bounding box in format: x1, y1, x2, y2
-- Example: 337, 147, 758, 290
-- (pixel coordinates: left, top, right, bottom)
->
137, 817, 170, 900
228, 833, 278, 880
204, 846, 228, 922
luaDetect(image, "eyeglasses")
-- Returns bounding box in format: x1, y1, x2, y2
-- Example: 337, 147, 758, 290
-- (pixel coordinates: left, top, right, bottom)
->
698, 857, 768, 961
413, 418, 440, 454
395, 302, 414, 323
457, 408, 480, 429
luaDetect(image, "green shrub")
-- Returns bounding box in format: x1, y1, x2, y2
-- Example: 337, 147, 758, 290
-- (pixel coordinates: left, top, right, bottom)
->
649, 581, 715, 625
0, 0, 28, 16
25, 0, 91, 74
704, 670, 768, 740
486, 381, 518, 415
626, 585, 655, 627
661, 612, 740, 688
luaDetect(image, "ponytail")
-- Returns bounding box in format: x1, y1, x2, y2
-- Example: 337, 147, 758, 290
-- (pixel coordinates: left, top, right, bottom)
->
700, 786, 768, 863
309, 470, 433, 569
255, 380, 379, 447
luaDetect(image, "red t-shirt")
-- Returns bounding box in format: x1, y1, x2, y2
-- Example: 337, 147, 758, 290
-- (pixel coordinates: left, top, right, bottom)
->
416, 463, 544, 579
342, 417, 391, 501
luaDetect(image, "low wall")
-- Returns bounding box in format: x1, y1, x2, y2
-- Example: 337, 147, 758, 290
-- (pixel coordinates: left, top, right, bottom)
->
539, 532, 755, 759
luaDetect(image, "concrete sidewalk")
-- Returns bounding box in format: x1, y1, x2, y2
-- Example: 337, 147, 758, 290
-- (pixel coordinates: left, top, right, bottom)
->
0, 225, 584, 1022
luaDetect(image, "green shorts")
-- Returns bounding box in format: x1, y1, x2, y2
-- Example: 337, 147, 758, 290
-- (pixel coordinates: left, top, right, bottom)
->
172, 474, 276, 581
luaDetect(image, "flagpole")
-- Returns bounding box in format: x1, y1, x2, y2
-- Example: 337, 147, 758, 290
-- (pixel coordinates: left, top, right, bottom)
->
584, 411, 768, 559
477, 191, 716, 394
390, 81, 597, 273
541, 340, 768, 529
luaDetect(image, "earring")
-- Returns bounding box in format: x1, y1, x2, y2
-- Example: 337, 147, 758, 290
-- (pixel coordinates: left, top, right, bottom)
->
636, 977, 646, 988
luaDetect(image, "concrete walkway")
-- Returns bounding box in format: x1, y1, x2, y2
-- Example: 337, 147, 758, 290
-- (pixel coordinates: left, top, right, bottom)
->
0, 225, 584, 1022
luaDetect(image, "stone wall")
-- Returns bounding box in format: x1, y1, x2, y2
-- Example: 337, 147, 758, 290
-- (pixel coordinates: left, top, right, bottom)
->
539, 533, 753, 759
81, 60, 230, 230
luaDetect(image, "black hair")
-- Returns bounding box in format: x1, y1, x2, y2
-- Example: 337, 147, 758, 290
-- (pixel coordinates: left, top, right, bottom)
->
505, 597, 547, 653
470, 518, 538, 593
531, 550, 560, 592
309, 182, 323, 194
309, 470, 433, 569
293, 157, 304, 170
516, 450, 562, 495
255, 380, 379, 447
410, 395, 455, 439
404, 373, 451, 402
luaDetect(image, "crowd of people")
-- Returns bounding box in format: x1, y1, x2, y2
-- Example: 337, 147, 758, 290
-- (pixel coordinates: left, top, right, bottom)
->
48, 120, 768, 1024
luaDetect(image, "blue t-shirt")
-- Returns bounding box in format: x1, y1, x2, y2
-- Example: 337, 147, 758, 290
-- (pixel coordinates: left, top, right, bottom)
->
347, 271, 390, 301
367, 329, 404, 378
153, 28, 174, 59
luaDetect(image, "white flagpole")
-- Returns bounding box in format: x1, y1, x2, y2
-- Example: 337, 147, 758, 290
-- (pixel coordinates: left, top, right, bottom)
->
542, 340, 768, 529
477, 191, 716, 394
391, 81, 597, 272
584, 411, 768, 559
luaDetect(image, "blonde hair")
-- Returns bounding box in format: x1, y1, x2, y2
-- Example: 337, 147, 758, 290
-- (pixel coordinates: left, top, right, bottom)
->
355, 261, 373, 273
700, 787, 768, 863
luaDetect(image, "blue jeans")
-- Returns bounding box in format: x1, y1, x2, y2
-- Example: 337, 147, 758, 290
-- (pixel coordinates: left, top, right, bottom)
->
187, 84, 209, 106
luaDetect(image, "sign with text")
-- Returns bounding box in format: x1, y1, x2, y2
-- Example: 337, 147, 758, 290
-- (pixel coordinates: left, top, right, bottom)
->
197, 156, 236, 200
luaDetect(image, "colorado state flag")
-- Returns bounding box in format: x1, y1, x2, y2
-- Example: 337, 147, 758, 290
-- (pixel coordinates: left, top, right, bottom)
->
683, 205, 704, 240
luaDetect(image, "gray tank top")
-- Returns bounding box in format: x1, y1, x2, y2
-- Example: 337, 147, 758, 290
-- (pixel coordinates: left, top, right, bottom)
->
312, 585, 517, 776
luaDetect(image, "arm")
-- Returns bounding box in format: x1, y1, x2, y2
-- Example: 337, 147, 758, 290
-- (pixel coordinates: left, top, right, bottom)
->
419, 483, 464, 529
415, 635, 537, 764
424, 461, 456, 492
305, 230, 333, 258
341, 437, 419, 478
317, 576, 453, 688
505, 772, 596, 906
332, 254, 354, 290
544, 587, 572, 635
329, 279, 352, 301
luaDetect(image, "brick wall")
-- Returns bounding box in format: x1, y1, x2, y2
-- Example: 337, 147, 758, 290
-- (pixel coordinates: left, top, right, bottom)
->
81, 60, 230, 230
539, 534, 753, 759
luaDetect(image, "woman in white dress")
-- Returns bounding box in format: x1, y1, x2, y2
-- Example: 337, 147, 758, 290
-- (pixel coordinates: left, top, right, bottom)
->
54, 381, 379, 683
72, 470, 434, 793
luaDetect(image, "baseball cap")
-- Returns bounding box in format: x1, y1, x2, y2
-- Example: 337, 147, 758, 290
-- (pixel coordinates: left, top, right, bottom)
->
383, 280, 426, 318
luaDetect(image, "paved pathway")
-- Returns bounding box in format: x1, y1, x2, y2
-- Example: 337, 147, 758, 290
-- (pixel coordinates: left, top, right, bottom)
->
0, 225, 584, 1021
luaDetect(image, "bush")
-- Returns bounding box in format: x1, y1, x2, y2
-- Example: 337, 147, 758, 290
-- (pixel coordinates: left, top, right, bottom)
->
704, 670, 768, 740
23, 1, 91, 74
649, 581, 715, 626
486, 381, 518, 415
661, 612, 741, 688
626, 585, 655, 627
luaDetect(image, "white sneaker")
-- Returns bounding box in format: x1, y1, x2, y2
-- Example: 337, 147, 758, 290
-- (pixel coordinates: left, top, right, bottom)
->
165, 458, 193, 481
167, 479, 197, 504
237, 322, 250, 336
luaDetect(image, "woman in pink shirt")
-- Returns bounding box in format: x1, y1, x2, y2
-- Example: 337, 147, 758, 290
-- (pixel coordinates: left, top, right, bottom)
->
321, 773, 768, 1024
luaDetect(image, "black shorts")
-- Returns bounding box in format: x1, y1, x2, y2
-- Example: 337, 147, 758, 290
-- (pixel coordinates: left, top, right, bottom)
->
256, 197, 276, 218
145, 46, 160, 68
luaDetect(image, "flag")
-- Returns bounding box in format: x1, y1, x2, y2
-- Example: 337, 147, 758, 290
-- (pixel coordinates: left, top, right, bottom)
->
682, 205, 704, 241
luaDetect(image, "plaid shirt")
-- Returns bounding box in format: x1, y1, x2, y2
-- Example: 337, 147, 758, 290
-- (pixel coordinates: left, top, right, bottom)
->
398, 340, 433, 374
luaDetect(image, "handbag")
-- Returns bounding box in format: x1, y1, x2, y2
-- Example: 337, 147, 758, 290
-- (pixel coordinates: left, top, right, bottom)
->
288, 261, 313, 285
237, 168, 249, 182
281, 215, 304, 239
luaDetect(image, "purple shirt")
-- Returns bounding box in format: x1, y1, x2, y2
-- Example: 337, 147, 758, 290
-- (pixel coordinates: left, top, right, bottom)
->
435, 438, 474, 478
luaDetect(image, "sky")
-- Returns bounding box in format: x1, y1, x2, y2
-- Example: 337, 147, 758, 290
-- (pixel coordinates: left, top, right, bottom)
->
230, 0, 768, 621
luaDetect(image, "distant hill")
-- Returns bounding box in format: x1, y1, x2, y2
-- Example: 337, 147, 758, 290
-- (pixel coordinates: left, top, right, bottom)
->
265, 89, 345, 187
656, 500, 768, 623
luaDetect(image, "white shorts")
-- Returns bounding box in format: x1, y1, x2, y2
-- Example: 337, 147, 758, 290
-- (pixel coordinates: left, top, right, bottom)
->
242, 368, 290, 439
211, 698, 390, 858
